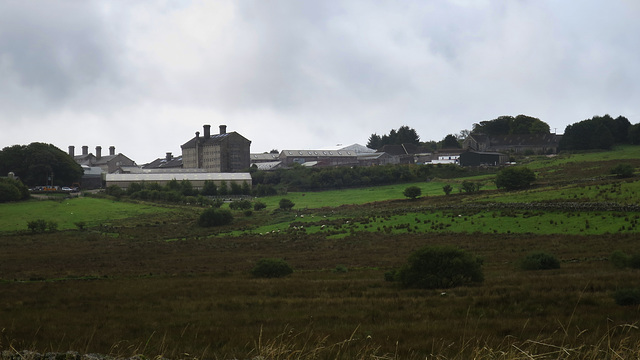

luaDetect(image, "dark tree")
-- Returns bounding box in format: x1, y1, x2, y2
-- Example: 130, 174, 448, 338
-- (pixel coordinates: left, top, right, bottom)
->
472, 115, 549, 135
366, 126, 420, 150
559, 115, 623, 151
0, 143, 83, 187
441, 134, 461, 149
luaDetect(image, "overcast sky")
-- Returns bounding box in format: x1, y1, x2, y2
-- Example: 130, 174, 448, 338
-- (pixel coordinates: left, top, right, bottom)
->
1, 1, 639, 164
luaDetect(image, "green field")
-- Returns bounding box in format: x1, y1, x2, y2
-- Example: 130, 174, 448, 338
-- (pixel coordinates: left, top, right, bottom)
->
0, 197, 174, 232
2, 148, 640, 359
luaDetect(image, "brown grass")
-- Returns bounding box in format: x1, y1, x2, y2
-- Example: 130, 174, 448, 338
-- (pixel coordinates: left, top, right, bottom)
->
2, 189, 640, 360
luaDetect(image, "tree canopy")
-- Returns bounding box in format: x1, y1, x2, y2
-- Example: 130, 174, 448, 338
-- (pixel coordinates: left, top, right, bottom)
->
472, 115, 550, 136
0, 143, 83, 187
367, 126, 420, 150
559, 115, 630, 151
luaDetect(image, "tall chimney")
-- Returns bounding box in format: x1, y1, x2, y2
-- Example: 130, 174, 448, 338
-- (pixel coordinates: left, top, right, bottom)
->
96, 146, 102, 159
69, 146, 75, 157
82, 146, 88, 155
109, 146, 115, 156
166, 152, 172, 161
219, 125, 227, 134
203, 124, 211, 139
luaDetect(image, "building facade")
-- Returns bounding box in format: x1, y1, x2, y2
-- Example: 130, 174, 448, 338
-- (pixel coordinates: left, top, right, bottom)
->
181, 125, 251, 172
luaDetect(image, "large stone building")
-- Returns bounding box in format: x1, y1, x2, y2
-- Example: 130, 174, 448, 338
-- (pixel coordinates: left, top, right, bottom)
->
181, 125, 251, 172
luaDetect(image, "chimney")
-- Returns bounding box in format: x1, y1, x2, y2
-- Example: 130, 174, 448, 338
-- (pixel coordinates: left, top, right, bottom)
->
69, 146, 75, 157
109, 146, 115, 156
203, 124, 211, 139
195, 131, 200, 138
166, 152, 172, 161
96, 146, 102, 159
82, 146, 88, 155
219, 125, 227, 134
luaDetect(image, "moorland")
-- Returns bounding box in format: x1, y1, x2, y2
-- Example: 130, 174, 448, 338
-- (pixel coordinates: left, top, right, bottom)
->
2, 146, 640, 359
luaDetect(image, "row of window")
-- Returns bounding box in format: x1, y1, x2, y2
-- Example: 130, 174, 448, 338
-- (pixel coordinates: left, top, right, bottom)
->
286, 150, 353, 156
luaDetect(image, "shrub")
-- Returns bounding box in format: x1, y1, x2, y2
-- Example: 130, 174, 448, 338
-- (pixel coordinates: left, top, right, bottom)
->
519, 251, 560, 271
197, 208, 233, 227
397, 245, 483, 289
403, 186, 422, 200
0, 178, 29, 202
74, 221, 87, 231
610, 163, 634, 178
279, 198, 295, 211
333, 265, 348, 273
495, 167, 536, 191
610, 250, 630, 268
229, 199, 252, 211
442, 184, 453, 195
105, 185, 124, 199
27, 219, 47, 233
251, 258, 293, 278
460, 180, 481, 193
253, 201, 267, 211
46, 221, 58, 232
613, 288, 640, 306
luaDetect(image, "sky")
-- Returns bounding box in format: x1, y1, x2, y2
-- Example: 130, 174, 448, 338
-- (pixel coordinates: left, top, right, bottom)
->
1, 1, 639, 165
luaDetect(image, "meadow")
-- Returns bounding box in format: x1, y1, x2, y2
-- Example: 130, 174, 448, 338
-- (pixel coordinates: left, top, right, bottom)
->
1, 147, 640, 359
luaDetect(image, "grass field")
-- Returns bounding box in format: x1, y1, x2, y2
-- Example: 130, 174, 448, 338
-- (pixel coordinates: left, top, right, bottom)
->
2, 148, 640, 359
0, 197, 174, 232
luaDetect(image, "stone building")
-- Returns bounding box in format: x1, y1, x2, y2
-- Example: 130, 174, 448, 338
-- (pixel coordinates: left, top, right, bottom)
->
181, 125, 251, 172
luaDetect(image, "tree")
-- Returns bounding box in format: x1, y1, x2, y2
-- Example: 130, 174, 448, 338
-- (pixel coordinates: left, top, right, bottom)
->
472, 115, 549, 136
0, 143, 83, 187
495, 167, 536, 191
279, 198, 295, 210
441, 134, 461, 149
366, 126, 420, 150
442, 184, 453, 195
0, 177, 29, 203
403, 186, 422, 200
397, 246, 484, 289
560, 114, 630, 151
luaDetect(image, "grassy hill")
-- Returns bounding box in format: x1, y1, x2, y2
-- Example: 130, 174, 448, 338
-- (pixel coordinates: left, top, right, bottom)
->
1, 147, 640, 359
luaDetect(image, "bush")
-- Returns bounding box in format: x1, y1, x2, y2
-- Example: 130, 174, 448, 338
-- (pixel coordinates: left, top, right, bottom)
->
253, 201, 267, 211
403, 186, 422, 200
442, 184, 453, 195
397, 245, 483, 289
229, 199, 252, 211
197, 208, 233, 227
279, 198, 295, 211
613, 288, 640, 306
460, 180, 481, 193
27, 219, 48, 233
0, 178, 29, 202
251, 258, 293, 278
333, 265, 348, 273
74, 221, 87, 231
610, 163, 634, 178
495, 167, 536, 191
519, 252, 560, 271
610, 250, 640, 269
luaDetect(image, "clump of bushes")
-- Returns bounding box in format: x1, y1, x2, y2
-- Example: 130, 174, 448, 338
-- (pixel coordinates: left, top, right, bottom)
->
27, 219, 58, 233
251, 258, 293, 278
610, 163, 635, 178
392, 245, 484, 289
229, 199, 252, 211
610, 250, 640, 269
253, 201, 267, 211
197, 208, 233, 227
0, 177, 30, 203
495, 167, 536, 191
519, 251, 560, 270
613, 288, 640, 306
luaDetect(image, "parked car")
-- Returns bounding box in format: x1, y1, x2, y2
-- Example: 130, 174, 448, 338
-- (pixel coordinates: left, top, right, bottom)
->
61, 187, 73, 192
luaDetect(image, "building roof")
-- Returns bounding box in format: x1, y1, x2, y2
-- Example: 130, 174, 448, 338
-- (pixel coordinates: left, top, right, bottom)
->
143, 155, 184, 169
106, 172, 252, 183
250, 153, 280, 161
280, 149, 358, 157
